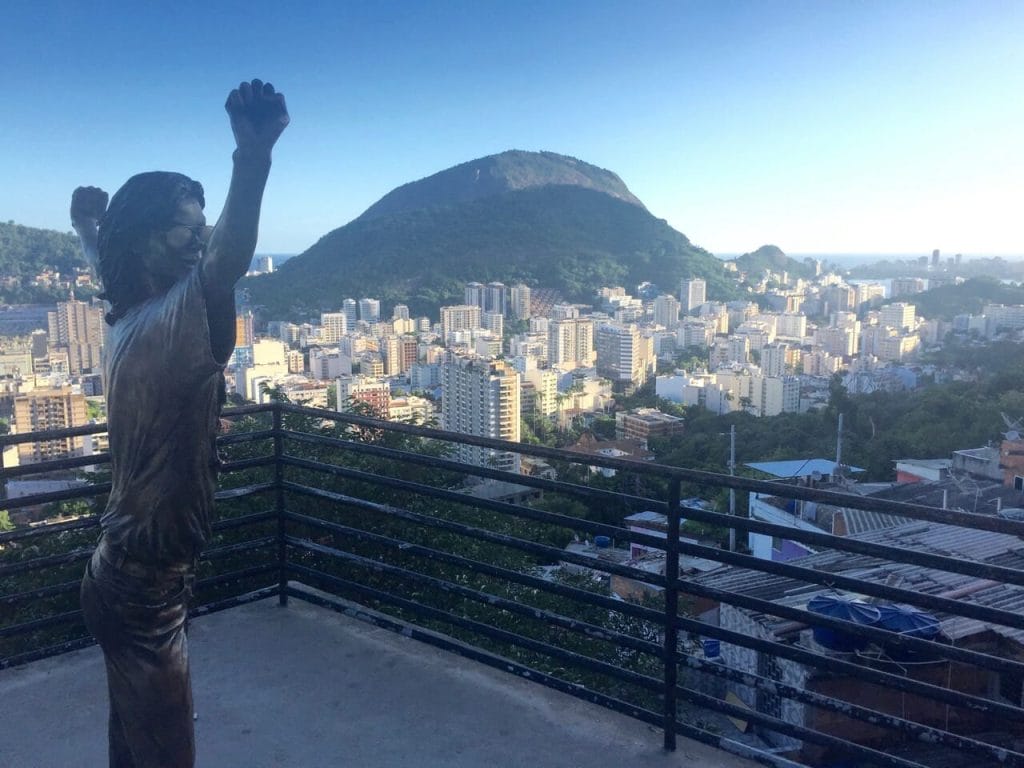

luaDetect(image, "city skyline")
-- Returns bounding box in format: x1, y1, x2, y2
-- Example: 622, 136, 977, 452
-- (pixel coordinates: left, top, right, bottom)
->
2, 1, 1021, 257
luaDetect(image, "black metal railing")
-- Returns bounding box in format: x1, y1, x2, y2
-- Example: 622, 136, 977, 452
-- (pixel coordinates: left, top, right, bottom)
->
3, 401, 1024, 768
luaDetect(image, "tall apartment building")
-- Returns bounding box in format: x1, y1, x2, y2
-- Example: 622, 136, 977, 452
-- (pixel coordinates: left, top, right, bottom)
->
13, 387, 88, 463
653, 294, 681, 329
441, 355, 521, 472
510, 284, 532, 320
595, 323, 655, 393
760, 342, 790, 377
879, 303, 916, 333
235, 308, 255, 348
440, 305, 482, 341
392, 304, 410, 321
47, 299, 105, 375
548, 317, 595, 369
485, 282, 507, 316
464, 282, 485, 308
320, 312, 349, 343
679, 278, 707, 315
358, 298, 381, 323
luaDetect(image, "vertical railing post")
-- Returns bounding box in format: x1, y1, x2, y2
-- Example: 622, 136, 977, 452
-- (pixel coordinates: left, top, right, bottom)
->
274, 403, 288, 606
662, 478, 681, 751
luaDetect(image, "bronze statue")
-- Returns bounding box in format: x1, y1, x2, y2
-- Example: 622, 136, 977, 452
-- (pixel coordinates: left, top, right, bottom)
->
75, 79, 289, 768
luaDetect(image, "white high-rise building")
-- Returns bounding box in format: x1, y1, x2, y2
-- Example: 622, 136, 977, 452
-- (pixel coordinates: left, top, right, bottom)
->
679, 278, 707, 314
485, 282, 507, 316
440, 305, 482, 341
653, 294, 681, 329
510, 284, 532, 320
879, 303, 916, 333
464, 282, 486, 309
320, 312, 348, 343
358, 298, 381, 323
595, 323, 655, 392
548, 317, 595, 368
392, 304, 410, 321
441, 354, 521, 472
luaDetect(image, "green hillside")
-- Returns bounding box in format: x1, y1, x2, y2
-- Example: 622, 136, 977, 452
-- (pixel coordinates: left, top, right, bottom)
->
0, 221, 91, 303
729, 244, 815, 280
244, 183, 735, 320
881, 276, 1024, 321
244, 150, 734, 320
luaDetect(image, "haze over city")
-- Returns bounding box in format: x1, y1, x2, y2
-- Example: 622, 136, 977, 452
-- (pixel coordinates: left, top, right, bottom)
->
2, 1, 1021, 257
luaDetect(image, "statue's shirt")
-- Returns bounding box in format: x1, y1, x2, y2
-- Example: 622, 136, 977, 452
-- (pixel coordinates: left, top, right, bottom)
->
101, 268, 224, 566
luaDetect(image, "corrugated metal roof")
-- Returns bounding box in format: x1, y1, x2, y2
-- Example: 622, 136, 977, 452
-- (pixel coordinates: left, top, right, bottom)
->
696, 520, 1024, 642
746, 458, 865, 478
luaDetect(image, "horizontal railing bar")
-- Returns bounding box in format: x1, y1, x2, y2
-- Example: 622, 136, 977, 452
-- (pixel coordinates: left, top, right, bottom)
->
217, 455, 276, 473
210, 510, 276, 532
280, 455, 668, 550
220, 403, 275, 418
283, 533, 661, 657
0, 608, 82, 638
216, 428, 277, 446
281, 483, 667, 587
0, 635, 95, 670
201, 537, 276, 561
670, 606, 1024, 721
1, 454, 109, 478
0, 514, 99, 544
0, 483, 110, 512
188, 585, 278, 619
285, 510, 665, 625
285, 585, 665, 718
678, 502, 1024, 589
675, 571, 1024, 676
0, 422, 108, 447
0, 547, 93, 578
281, 429, 633, 506
214, 481, 276, 500
194, 564, 277, 591
678, 651, 1024, 764
0, 578, 80, 606
287, 560, 664, 693
281, 454, 1024, 633
276, 403, 1024, 535
668, 538, 1024, 633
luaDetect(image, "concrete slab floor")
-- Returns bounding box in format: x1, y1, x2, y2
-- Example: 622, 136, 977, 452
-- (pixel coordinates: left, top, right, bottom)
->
1, 595, 762, 768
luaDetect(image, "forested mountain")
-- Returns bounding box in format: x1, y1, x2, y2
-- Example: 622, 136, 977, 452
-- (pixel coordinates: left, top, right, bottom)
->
880, 276, 1024, 321
0, 221, 90, 303
243, 151, 735, 320
729, 244, 817, 281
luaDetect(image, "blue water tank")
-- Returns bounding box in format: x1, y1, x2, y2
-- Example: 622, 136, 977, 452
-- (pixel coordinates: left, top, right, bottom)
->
702, 638, 721, 658
807, 594, 880, 652
876, 603, 941, 660
594, 535, 612, 548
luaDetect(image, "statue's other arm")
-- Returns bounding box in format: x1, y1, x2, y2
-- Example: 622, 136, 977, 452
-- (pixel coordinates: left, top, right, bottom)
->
201, 79, 289, 364
70, 186, 109, 272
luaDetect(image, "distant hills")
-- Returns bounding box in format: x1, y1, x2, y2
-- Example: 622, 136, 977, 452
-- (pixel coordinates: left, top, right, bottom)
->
728, 245, 817, 281
0, 221, 90, 304
244, 150, 737, 320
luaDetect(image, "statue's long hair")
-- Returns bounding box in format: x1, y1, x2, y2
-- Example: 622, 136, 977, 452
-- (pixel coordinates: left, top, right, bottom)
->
97, 171, 205, 325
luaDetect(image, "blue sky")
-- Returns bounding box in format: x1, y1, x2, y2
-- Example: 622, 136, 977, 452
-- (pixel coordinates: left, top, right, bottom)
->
2, 1, 1021, 257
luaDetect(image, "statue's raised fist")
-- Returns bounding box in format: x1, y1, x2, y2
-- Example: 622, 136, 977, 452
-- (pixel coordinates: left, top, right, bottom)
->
70, 186, 109, 225
225, 79, 289, 155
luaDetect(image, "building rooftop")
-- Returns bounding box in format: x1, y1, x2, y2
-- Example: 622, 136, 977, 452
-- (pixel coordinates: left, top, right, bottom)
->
745, 458, 865, 478
2, 594, 758, 768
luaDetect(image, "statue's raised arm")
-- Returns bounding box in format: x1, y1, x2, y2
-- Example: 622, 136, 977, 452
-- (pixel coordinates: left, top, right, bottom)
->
201, 78, 290, 361
70, 185, 109, 272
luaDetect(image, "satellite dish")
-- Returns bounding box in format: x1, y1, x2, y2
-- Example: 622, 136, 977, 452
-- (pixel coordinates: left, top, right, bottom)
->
1008, 431, 1021, 442
811, 470, 823, 482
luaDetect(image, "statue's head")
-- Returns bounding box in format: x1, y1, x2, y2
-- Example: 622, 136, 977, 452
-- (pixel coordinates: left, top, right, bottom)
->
97, 171, 208, 324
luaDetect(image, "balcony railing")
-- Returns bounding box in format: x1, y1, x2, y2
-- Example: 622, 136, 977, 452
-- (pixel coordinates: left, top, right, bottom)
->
3, 402, 1024, 768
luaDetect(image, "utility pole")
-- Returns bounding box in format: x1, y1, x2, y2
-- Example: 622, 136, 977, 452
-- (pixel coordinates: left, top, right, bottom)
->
728, 424, 736, 552
835, 413, 844, 483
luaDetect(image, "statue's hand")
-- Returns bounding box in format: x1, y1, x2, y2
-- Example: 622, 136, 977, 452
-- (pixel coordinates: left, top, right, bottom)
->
225, 79, 289, 155
70, 186, 109, 228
